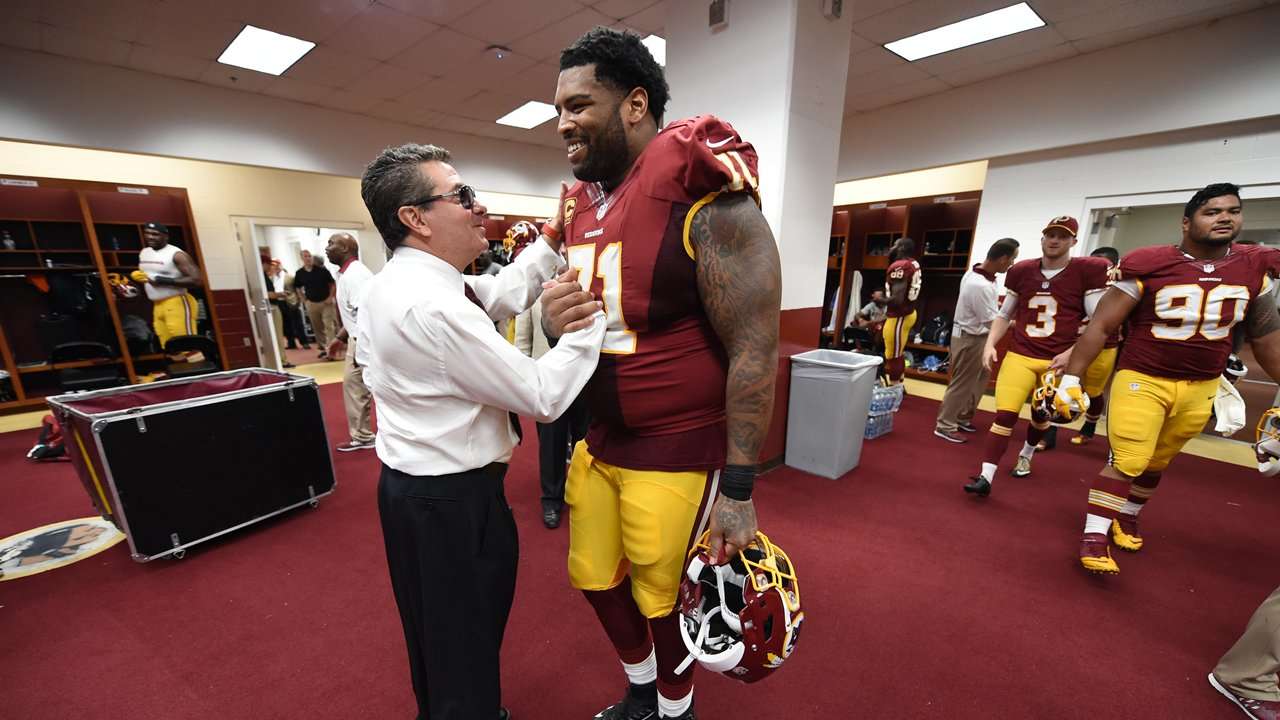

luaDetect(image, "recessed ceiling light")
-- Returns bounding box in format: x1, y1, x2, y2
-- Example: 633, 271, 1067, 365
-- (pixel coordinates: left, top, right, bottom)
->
496, 101, 558, 129
641, 34, 666, 66
218, 25, 316, 76
884, 2, 1045, 62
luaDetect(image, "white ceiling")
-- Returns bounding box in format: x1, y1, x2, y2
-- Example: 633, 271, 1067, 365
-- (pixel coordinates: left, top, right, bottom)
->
0, 0, 1273, 151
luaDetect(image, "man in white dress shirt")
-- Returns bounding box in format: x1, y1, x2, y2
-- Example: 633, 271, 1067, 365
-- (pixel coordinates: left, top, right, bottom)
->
358, 143, 605, 720
323, 232, 376, 452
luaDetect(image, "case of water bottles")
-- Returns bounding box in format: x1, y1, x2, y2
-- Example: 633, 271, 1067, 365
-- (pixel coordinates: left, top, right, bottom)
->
865, 383, 905, 440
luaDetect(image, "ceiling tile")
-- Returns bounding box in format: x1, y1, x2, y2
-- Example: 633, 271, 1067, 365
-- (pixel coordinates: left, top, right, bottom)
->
590, 0, 663, 20
408, 77, 485, 112
235, 0, 371, 45
913, 25, 1067, 75
40, 0, 153, 43
323, 3, 439, 61
0, 0, 44, 21
846, 0, 915, 24
387, 28, 488, 72
367, 99, 426, 124
1029, 0, 1127, 23
493, 62, 562, 102
317, 87, 385, 113
0, 17, 44, 52
853, 0, 1017, 44
128, 44, 212, 80
1067, 0, 1264, 51
525, 121, 565, 148
1055, 0, 1257, 41
453, 90, 534, 122
845, 60, 932, 95
198, 63, 276, 93
618, 0, 665, 32
261, 75, 335, 104
466, 48, 537, 88
844, 76, 952, 113
135, 2, 246, 59
509, 7, 615, 63
41, 26, 133, 66
848, 31, 877, 54
935, 42, 1078, 86
340, 62, 435, 100
282, 46, 382, 88
376, 0, 477, 26
449, 0, 586, 46
846, 46, 908, 77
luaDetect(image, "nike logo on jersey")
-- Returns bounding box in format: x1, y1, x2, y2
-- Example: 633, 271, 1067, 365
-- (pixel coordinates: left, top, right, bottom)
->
705, 136, 733, 149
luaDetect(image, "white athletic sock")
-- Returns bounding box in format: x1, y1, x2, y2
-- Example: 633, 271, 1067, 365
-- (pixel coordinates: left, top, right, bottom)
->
658, 688, 693, 718
622, 648, 657, 686
980, 462, 997, 483
1120, 501, 1143, 516
1084, 513, 1112, 535
1018, 442, 1037, 459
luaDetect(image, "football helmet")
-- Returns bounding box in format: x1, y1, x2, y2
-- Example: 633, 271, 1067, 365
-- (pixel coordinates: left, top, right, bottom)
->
1255, 407, 1280, 476
502, 221, 539, 259
675, 530, 803, 684
107, 272, 140, 298
1034, 371, 1088, 424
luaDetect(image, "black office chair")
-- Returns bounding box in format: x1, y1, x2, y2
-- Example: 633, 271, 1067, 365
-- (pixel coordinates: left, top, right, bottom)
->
163, 334, 220, 378
51, 341, 127, 393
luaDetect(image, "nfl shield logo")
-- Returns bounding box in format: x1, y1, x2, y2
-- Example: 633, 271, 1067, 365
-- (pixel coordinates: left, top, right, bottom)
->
1204, 264, 1215, 273
1041, 281, 1050, 289
596, 201, 609, 221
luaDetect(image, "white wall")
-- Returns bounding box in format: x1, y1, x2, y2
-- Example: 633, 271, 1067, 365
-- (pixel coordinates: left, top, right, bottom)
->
837, 4, 1280, 182
0, 45, 566, 196
971, 117, 1280, 267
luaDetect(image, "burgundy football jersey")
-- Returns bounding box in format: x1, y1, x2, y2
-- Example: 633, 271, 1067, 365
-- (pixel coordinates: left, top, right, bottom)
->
885, 258, 922, 318
562, 115, 760, 471
1004, 256, 1110, 359
1116, 244, 1271, 381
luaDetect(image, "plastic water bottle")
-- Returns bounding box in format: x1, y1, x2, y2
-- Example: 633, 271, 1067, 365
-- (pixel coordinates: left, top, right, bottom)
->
1, 230, 14, 250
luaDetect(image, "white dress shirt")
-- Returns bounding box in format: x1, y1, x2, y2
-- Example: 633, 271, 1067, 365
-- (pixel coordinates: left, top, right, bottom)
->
336, 257, 374, 366
953, 264, 998, 336
358, 239, 606, 476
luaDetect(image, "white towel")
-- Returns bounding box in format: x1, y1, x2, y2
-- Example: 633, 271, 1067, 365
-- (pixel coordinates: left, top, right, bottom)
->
1213, 376, 1246, 436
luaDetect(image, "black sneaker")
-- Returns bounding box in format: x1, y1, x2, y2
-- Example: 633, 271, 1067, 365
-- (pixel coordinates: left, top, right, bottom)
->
963, 476, 991, 497
498, 709, 512, 720
957, 422, 978, 433
594, 682, 657, 720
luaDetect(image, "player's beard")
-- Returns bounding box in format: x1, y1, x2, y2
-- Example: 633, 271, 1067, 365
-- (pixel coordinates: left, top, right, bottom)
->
571, 102, 629, 187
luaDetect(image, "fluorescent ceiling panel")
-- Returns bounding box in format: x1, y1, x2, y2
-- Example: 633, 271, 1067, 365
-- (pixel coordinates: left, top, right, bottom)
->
884, 3, 1045, 62
218, 25, 316, 76
642, 34, 666, 66
496, 100, 558, 129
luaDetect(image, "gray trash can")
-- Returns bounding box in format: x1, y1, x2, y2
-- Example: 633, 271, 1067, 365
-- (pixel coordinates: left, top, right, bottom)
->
784, 349, 883, 479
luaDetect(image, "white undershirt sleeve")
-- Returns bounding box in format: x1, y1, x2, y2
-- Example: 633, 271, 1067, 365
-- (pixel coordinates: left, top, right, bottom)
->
997, 290, 1020, 321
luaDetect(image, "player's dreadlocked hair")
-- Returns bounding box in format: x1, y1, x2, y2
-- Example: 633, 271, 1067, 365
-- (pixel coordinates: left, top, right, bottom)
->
1184, 182, 1242, 218
560, 27, 669, 126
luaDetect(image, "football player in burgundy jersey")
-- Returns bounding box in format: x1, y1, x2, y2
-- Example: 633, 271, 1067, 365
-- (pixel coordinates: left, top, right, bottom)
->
548, 28, 782, 720
1067, 245, 1124, 447
883, 237, 922, 384
962, 217, 1110, 497
1061, 183, 1280, 575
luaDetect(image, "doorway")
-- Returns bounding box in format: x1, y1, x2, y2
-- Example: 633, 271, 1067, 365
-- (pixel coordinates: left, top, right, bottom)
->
230, 217, 376, 372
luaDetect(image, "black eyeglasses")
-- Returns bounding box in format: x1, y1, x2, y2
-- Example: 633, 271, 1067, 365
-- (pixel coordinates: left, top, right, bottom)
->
411, 184, 477, 211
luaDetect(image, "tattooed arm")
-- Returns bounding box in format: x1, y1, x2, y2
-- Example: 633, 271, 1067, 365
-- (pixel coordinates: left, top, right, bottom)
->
689, 192, 782, 562
1247, 291, 1280, 382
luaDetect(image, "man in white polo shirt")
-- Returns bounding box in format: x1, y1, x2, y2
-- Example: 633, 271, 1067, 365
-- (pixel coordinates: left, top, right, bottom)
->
358, 142, 603, 720
935, 237, 1019, 443
324, 232, 376, 452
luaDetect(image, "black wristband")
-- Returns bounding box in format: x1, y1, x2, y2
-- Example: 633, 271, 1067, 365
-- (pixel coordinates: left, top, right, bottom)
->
719, 464, 756, 501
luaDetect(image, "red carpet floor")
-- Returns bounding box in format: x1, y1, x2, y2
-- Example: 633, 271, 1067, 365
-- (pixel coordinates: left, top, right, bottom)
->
2, 386, 1278, 719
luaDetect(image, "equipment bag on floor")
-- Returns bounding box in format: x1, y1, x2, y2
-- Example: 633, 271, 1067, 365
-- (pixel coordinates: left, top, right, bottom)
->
27, 414, 67, 461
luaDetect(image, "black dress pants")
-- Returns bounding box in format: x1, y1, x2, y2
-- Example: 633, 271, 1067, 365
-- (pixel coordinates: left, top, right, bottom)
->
536, 398, 588, 512
377, 462, 518, 720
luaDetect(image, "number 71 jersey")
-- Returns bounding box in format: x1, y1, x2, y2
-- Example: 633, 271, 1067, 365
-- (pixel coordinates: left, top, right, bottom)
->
561, 115, 760, 471
1115, 244, 1273, 381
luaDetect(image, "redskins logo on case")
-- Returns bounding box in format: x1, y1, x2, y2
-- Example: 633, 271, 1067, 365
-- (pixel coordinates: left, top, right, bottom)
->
563, 197, 576, 224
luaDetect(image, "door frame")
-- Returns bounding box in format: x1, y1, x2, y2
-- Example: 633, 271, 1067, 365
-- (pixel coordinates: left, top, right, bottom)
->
229, 216, 366, 371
